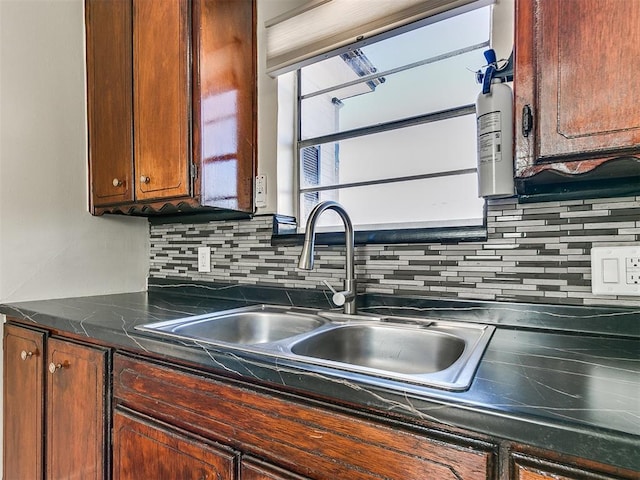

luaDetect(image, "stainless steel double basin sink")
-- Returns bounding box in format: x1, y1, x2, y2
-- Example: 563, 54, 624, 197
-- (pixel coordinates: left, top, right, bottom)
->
136, 304, 495, 391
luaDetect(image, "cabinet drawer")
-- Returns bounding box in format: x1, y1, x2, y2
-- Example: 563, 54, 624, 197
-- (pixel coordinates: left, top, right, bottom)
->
114, 354, 496, 480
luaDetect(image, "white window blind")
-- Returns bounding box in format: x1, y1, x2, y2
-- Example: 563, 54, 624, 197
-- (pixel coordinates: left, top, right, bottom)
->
265, 0, 486, 76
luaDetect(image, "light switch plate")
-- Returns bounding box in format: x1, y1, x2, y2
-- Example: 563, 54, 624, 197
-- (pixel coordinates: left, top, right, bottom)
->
591, 245, 640, 296
255, 175, 267, 208
197, 247, 211, 273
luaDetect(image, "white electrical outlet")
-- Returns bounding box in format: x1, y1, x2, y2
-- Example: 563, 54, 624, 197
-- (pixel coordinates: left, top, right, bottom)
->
627, 257, 640, 285
591, 245, 640, 296
197, 247, 211, 273
255, 175, 267, 208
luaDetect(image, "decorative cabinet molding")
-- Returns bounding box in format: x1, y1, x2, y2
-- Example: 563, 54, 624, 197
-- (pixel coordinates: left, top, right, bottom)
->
85, 0, 256, 217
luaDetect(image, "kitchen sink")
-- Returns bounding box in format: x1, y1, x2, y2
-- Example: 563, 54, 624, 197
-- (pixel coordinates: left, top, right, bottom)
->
136, 305, 495, 391
136, 305, 328, 344
289, 324, 466, 375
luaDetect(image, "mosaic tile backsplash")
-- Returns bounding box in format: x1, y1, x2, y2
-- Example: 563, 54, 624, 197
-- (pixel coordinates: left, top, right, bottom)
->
149, 196, 640, 307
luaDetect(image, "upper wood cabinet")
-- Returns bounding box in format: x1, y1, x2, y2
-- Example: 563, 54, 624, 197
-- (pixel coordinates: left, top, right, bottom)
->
514, 0, 640, 180
85, 0, 256, 216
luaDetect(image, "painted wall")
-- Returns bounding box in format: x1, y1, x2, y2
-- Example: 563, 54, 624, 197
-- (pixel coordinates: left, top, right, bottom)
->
0, 0, 150, 301
256, 0, 307, 215
0, 0, 150, 468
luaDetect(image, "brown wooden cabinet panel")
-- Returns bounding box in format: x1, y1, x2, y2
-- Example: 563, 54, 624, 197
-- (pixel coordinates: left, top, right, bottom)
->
113, 354, 496, 480
85, 0, 134, 207
510, 452, 636, 480
113, 409, 237, 480
3, 324, 45, 480
46, 337, 108, 480
196, 0, 256, 211
514, 466, 579, 480
133, 0, 190, 201
514, 0, 640, 178
242, 458, 311, 480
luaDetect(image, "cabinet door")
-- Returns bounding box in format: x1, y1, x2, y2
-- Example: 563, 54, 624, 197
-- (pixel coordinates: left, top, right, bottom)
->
3, 324, 45, 480
515, 0, 640, 174
46, 337, 108, 480
196, 0, 256, 212
85, 0, 134, 208
242, 458, 310, 480
511, 453, 634, 480
133, 0, 191, 201
113, 410, 237, 479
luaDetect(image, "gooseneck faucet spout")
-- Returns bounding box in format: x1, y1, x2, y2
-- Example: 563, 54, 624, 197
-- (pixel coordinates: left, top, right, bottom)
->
298, 201, 357, 314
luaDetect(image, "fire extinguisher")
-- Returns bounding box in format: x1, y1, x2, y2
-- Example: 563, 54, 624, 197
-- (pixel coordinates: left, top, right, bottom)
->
476, 49, 514, 198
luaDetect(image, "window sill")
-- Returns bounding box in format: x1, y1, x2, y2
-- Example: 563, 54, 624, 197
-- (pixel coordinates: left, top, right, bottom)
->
270, 215, 487, 246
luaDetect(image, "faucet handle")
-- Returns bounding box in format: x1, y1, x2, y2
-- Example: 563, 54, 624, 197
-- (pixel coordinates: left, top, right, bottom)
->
323, 280, 352, 307
322, 280, 337, 294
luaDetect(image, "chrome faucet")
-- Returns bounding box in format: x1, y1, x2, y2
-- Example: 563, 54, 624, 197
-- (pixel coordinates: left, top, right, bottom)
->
298, 201, 357, 314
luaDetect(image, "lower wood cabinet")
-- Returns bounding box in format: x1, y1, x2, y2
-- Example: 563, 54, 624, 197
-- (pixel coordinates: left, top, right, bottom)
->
3, 322, 109, 480
113, 353, 496, 480
3, 322, 637, 480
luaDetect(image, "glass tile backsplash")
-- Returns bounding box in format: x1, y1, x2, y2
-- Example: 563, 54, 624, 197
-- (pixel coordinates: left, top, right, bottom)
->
149, 196, 640, 307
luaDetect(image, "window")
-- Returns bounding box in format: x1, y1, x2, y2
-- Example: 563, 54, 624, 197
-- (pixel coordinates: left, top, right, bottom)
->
295, 5, 491, 233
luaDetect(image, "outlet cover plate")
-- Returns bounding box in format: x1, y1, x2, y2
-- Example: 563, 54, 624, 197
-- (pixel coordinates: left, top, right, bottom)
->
591, 245, 640, 296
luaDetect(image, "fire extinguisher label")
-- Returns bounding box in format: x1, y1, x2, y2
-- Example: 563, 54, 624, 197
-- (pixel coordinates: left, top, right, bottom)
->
477, 111, 502, 164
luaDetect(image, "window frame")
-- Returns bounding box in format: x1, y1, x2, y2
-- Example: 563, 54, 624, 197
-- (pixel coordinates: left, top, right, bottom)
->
272, 3, 500, 246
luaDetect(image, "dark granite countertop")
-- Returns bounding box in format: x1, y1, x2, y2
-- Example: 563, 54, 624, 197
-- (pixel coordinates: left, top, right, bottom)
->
2, 281, 639, 472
